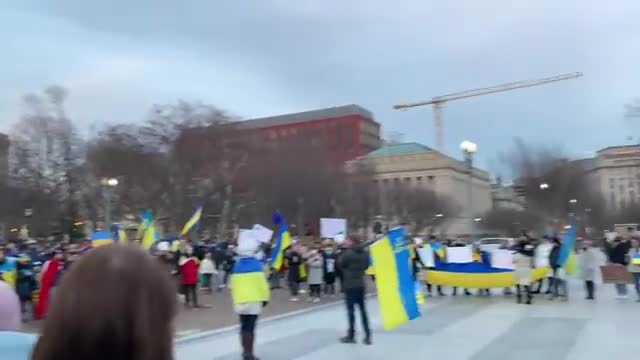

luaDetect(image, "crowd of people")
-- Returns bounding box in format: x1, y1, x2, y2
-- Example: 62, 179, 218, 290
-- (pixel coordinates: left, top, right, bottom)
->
1, 227, 640, 360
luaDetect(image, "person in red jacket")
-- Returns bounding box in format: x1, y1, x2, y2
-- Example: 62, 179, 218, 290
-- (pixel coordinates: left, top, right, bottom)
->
179, 246, 200, 309
34, 251, 63, 319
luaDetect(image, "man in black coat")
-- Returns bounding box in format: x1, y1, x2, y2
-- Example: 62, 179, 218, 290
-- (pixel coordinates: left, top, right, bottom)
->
338, 236, 371, 345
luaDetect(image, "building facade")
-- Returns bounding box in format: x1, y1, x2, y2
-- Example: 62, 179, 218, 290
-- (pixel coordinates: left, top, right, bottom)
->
590, 145, 640, 209
351, 142, 493, 236
491, 181, 526, 211
231, 104, 382, 163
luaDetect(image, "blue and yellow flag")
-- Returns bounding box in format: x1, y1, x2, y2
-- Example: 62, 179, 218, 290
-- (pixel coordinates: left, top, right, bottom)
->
557, 217, 577, 275
230, 257, 270, 304
431, 242, 445, 258
111, 224, 127, 242
632, 252, 640, 265
0, 257, 17, 287
370, 227, 420, 330
137, 209, 153, 239
92, 231, 114, 248
180, 205, 203, 236
142, 222, 158, 250
269, 211, 291, 271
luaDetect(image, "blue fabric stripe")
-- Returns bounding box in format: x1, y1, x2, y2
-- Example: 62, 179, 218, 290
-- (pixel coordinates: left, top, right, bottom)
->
233, 257, 264, 274
389, 228, 420, 320
433, 259, 513, 274
91, 231, 112, 240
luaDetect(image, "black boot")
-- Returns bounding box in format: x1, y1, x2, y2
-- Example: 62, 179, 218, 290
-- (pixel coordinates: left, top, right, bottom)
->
241, 332, 258, 360
363, 334, 372, 345
340, 336, 356, 344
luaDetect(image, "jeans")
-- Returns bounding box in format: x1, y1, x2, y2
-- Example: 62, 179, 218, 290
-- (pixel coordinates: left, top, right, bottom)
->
632, 272, 640, 297
289, 281, 299, 297
345, 287, 370, 339
615, 283, 628, 296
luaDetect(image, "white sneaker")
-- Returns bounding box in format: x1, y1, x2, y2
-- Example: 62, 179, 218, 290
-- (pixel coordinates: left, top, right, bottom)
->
313, 297, 320, 303
290, 297, 299, 302
616, 295, 628, 300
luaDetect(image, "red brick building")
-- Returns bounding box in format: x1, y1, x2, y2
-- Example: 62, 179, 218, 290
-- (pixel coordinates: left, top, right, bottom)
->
231, 104, 382, 163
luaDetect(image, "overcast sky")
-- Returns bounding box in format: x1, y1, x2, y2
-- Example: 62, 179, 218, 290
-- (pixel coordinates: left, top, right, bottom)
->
1, 0, 639, 175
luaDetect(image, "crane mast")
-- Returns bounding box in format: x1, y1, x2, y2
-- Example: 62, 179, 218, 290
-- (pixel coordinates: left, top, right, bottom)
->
393, 72, 584, 152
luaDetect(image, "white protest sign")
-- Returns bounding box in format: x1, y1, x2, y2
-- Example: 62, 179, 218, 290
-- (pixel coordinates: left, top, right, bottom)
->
320, 218, 347, 239
490, 249, 514, 270
237, 229, 260, 255
446, 246, 473, 263
417, 245, 435, 267
252, 224, 274, 244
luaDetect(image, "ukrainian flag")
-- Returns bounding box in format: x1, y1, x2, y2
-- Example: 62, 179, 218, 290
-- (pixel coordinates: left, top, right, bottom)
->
92, 231, 114, 248
632, 252, 640, 265
557, 217, 577, 275
431, 242, 445, 258
370, 227, 420, 330
0, 257, 17, 287
269, 211, 291, 271
111, 224, 127, 242
180, 205, 203, 236
426, 259, 548, 288
230, 257, 270, 304
137, 209, 152, 238
142, 222, 158, 250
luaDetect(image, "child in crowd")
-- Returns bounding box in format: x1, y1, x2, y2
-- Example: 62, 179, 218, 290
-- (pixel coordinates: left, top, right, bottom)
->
306, 249, 323, 303
199, 252, 217, 293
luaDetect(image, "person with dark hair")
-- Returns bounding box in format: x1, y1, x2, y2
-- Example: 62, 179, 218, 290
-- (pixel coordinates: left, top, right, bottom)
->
608, 236, 632, 299
338, 235, 371, 345
31, 244, 177, 360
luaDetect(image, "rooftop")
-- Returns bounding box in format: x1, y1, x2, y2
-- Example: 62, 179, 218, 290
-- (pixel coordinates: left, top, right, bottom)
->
365, 142, 433, 158
232, 104, 375, 130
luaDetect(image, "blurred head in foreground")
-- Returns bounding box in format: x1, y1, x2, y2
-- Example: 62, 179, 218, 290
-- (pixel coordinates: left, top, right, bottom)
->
32, 244, 177, 360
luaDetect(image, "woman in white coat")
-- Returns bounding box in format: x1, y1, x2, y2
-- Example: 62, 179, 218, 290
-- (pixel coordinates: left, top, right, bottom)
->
513, 240, 535, 304
579, 240, 599, 300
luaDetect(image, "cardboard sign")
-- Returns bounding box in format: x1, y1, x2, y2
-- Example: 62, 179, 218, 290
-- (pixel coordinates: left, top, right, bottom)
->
600, 264, 633, 284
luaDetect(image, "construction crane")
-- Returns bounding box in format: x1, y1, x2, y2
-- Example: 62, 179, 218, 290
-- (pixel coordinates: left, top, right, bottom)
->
393, 72, 584, 152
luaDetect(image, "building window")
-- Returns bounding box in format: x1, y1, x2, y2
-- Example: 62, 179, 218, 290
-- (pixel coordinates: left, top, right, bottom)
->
428, 175, 435, 181
416, 176, 422, 183
404, 177, 411, 184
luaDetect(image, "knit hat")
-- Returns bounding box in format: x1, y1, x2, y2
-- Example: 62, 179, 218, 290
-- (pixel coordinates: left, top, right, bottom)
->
0, 281, 21, 331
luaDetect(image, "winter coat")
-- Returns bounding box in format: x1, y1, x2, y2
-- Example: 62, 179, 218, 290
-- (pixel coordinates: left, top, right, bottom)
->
579, 247, 599, 281
549, 245, 561, 269
306, 255, 324, 285
609, 240, 631, 265
534, 243, 552, 268
286, 251, 303, 282
337, 245, 369, 290
513, 252, 533, 285
179, 257, 199, 285
199, 258, 217, 275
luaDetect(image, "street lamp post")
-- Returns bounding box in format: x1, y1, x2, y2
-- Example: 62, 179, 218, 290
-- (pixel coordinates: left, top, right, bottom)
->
460, 140, 478, 241
101, 177, 119, 231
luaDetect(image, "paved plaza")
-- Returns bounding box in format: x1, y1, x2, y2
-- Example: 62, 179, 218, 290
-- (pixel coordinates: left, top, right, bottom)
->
175, 279, 640, 360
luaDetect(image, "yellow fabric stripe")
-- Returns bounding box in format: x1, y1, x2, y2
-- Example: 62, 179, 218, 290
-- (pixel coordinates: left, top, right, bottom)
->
425, 267, 549, 288
370, 238, 410, 330
230, 272, 270, 304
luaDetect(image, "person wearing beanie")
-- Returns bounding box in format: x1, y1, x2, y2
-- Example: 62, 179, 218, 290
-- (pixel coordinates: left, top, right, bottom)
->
0, 281, 37, 360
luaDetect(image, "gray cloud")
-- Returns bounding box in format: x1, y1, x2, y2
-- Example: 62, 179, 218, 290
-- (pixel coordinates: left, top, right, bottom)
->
2, 0, 639, 169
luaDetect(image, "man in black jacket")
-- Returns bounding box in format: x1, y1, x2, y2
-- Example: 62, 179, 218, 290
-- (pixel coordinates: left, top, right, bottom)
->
607, 237, 632, 298
338, 235, 371, 345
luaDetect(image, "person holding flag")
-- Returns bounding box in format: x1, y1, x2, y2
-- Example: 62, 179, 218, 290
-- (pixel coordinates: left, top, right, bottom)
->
230, 231, 270, 360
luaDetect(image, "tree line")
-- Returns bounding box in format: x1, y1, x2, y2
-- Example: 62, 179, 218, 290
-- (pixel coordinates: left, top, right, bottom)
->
2, 86, 454, 241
